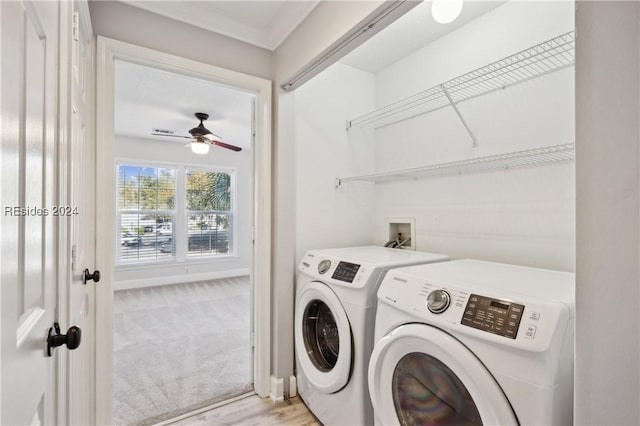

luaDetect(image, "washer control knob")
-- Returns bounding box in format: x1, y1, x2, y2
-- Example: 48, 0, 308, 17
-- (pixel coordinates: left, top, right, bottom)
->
318, 259, 331, 274
427, 289, 451, 314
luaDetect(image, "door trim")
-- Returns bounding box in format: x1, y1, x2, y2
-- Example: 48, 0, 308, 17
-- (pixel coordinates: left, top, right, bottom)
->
95, 36, 272, 425
368, 324, 518, 425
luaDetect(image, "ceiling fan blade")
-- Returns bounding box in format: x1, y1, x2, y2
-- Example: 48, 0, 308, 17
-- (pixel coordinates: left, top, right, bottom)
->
152, 132, 191, 139
211, 140, 242, 152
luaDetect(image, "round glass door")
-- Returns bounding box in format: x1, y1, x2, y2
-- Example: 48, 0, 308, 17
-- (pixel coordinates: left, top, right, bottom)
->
295, 281, 352, 393
392, 352, 482, 425
368, 324, 518, 425
303, 300, 340, 371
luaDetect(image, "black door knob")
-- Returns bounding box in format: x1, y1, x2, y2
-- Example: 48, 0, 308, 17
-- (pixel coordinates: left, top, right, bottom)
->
47, 323, 82, 356
83, 269, 100, 284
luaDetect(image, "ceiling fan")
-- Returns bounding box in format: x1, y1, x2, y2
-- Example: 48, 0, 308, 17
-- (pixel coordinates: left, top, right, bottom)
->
152, 112, 242, 154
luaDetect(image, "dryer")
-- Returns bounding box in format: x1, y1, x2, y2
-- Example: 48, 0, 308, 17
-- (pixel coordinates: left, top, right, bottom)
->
295, 246, 449, 426
368, 260, 574, 425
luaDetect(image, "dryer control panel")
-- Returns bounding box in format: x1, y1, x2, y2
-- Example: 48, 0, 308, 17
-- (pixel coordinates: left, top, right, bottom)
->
332, 261, 361, 283
461, 295, 525, 339
298, 252, 373, 289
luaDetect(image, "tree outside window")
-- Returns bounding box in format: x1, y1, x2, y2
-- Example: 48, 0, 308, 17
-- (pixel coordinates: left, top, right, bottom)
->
186, 169, 233, 256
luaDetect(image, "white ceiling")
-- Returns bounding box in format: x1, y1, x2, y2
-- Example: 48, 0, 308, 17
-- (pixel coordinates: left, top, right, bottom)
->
119, 0, 319, 51
341, 1, 506, 74
113, 1, 505, 149
114, 61, 255, 149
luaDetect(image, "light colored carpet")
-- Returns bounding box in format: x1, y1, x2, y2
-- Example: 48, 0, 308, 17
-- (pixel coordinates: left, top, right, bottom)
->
113, 276, 252, 426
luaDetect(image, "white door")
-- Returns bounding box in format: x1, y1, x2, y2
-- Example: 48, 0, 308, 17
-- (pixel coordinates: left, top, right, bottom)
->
1, 1, 63, 424
65, 1, 96, 424
294, 281, 352, 393
368, 324, 518, 425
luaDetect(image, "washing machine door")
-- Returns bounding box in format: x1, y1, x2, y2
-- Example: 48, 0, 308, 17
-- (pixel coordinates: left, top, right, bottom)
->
368, 324, 518, 425
295, 281, 352, 394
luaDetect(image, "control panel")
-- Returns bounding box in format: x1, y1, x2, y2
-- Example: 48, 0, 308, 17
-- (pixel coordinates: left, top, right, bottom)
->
331, 261, 361, 283
461, 294, 525, 339
299, 252, 373, 289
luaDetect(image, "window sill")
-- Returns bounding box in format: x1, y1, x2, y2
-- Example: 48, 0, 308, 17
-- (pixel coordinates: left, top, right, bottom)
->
115, 254, 240, 271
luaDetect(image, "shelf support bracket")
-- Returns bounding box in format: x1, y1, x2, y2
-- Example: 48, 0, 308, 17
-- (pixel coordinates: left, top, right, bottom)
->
441, 84, 478, 148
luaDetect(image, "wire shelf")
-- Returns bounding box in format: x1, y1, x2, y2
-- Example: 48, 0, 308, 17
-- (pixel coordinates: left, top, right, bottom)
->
348, 31, 575, 129
336, 143, 575, 187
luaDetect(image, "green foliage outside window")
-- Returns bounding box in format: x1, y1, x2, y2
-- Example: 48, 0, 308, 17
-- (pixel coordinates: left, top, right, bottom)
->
186, 170, 231, 212
118, 166, 175, 210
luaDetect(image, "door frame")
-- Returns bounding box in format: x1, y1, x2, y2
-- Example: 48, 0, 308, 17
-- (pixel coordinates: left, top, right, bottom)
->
94, 36, 272, 425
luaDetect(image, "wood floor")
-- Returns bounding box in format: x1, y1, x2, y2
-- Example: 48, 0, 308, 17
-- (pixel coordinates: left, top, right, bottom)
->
164, 394, 321, 426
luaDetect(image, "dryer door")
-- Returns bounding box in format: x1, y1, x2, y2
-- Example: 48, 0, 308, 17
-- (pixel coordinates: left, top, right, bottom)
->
295, 281, 352, 393
368, 324, 518, 425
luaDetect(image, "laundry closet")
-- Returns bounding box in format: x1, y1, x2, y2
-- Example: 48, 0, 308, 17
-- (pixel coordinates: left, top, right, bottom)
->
294, 1, 575, 272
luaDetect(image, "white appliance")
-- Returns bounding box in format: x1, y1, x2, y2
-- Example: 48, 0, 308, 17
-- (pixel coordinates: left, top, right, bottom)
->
369, 260, 575, 425
295, 246, 449, 426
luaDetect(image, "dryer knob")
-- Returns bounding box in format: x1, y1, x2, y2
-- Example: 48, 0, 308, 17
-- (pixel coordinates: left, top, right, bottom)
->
427, 289, 451, 314
318, 259, 331, 274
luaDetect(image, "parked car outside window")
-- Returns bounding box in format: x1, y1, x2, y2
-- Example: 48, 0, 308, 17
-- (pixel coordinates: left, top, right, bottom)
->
160, 230, 229, 255
121, 232, 141, 247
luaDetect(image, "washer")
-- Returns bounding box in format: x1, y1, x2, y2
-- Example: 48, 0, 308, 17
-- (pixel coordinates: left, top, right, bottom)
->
369, 260, 574, 425
295, 246, 449, 426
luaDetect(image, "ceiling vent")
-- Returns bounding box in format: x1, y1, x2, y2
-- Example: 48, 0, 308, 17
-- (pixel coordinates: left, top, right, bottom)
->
151, 128, 176, 136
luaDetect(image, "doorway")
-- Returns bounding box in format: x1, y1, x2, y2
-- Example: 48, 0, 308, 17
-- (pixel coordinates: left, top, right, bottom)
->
95, 37, 271, 426
111, 60, 256, 424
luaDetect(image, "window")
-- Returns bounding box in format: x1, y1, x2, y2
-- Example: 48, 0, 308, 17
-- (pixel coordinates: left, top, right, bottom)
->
186, 169, 233, 256
116, 164, 235, 264
117, 165, 176, 262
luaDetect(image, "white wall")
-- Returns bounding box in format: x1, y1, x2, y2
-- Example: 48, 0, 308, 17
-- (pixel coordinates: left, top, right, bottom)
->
575, 2, 639, 424
370, 1, 575, 271
271, 1, 389, 393
294, 62, 377, 261
88, 1, 272, 80
294, 1, 575, 270
113, 135, 252, 289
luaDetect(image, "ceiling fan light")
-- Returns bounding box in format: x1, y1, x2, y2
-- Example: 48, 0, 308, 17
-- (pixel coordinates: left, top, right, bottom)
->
191, 141, 210, 155
432, 0, 463, 24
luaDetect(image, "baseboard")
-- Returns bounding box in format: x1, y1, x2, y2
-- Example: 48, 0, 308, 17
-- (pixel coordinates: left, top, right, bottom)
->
114, 268, 250, 291
289, 375, 297, 398
269, 376, 284, 403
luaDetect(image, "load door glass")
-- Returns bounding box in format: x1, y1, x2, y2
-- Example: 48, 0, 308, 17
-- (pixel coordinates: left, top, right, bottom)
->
302, 300, 340, 372
392, 352, 482, 425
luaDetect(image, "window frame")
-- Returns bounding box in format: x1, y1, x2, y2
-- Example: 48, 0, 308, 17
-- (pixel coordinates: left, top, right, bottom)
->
114, 160, 238, 268
115, 161, 177, 265
184, 166, 237, 259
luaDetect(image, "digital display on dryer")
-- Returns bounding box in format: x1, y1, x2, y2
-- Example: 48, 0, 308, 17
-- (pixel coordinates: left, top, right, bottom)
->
331, 261, 360, 283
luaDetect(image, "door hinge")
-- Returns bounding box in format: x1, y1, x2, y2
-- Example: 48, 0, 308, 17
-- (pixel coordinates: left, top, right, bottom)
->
251, 226, 255, 243
72, 10, 80, 42
71, 245, 77, 271
250, 332, 255, 348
